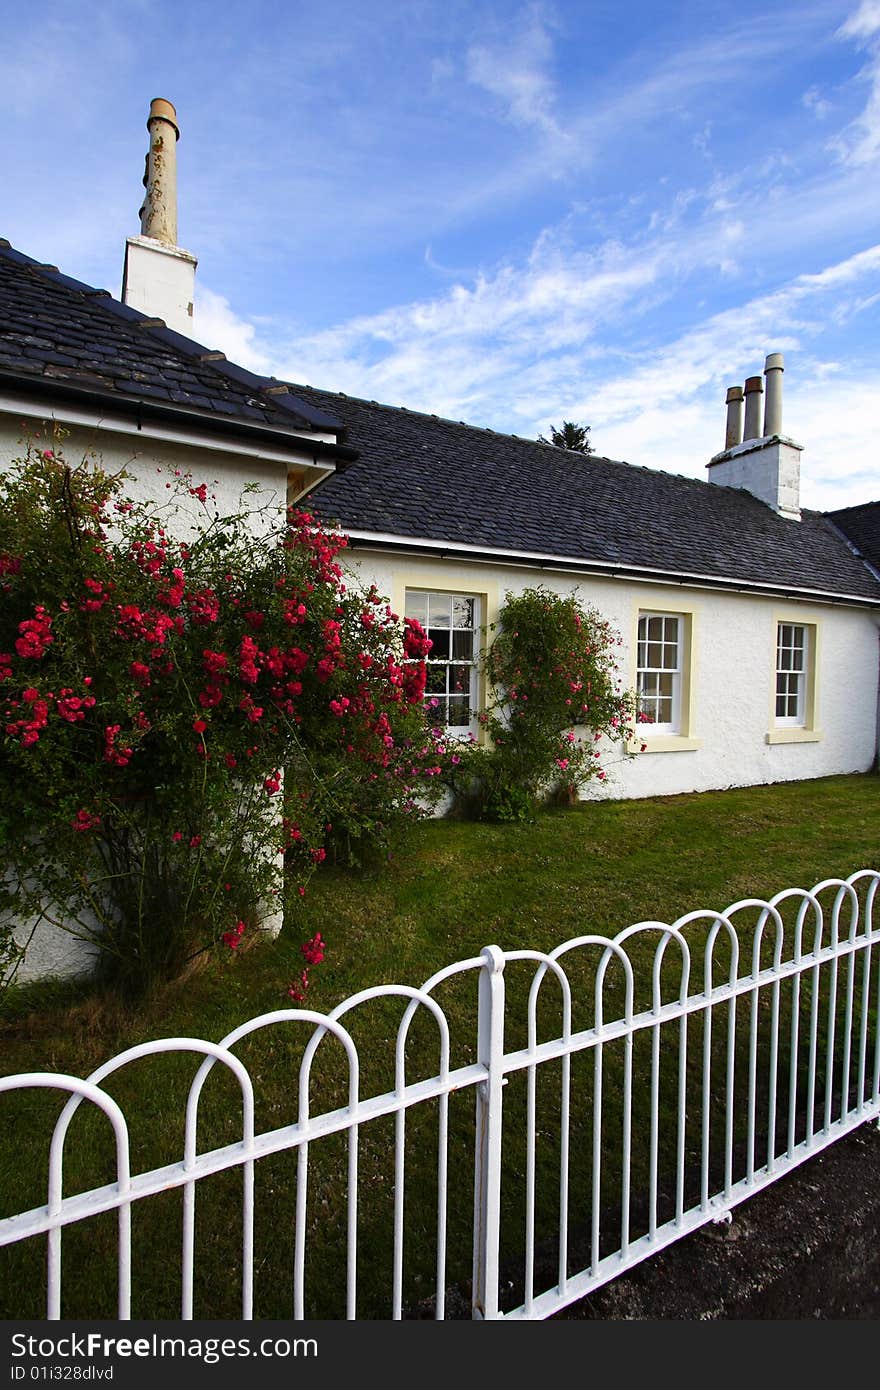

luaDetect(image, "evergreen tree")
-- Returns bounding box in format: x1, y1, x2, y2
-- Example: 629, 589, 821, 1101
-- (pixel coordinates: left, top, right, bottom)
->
538, 421, 595, 454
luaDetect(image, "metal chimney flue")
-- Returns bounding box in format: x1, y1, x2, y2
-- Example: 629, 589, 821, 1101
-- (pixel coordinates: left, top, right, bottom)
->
724, 385, 744, 449
139, 98, 180, 245
743, 375, 764, 442
763, 352, 784, 436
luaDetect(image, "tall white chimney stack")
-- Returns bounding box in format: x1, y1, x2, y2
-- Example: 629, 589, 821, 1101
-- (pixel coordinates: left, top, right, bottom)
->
763, 352, 784, 436
122, 98, 197, 336
707, 351, 801, 521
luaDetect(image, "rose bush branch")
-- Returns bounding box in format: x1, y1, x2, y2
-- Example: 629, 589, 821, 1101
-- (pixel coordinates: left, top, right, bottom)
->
0, 441, 444, 996
446, 586, 638, 821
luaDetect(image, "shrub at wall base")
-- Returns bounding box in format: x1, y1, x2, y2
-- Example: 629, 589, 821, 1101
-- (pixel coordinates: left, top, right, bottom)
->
446, 586, 639, 821
0, 443, 443, 996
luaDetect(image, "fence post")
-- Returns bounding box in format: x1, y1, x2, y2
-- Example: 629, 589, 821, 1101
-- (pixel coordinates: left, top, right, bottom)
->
472, 944, 506, 1319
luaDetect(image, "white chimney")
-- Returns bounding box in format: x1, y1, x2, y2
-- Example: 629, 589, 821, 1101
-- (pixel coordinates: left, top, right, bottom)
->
121, 99, 197, 335
763, 352, 784, 435
707, 353, 802, 521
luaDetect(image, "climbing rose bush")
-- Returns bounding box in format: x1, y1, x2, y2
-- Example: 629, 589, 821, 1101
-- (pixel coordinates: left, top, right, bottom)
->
446, 586, 638, 821
0, 440, 443, 995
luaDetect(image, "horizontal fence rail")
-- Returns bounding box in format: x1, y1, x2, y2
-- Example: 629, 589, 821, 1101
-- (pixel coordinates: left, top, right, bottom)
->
0, 870, 878, 1319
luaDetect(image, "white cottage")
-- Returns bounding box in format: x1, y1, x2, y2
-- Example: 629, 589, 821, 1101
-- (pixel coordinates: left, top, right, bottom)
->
293, 366, 880, 800
1, 97, 878, 824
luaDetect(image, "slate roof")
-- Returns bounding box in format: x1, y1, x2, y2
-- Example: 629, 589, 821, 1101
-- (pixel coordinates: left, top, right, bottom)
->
0, 240, 348, 446
828, 502, 880, 574
281, 384, 880, 606
1, 237, 877, 605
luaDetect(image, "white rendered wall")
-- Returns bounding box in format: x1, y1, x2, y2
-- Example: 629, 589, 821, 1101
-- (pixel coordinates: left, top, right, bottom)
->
0, 419, 289, 527
8, 904, 101, 986
344, 547, 879, 803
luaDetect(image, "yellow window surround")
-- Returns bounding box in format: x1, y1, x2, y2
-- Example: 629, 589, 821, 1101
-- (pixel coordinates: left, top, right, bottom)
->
393, 563, 499, 744
766, 614, 822, 745
629, 601, 701, 754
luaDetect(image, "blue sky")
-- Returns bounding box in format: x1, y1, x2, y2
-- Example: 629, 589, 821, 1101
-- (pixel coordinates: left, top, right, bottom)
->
3, 0, 880, 510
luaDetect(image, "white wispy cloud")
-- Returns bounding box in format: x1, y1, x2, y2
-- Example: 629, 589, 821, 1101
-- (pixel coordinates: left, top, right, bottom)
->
194, 220, 880, 513
803, 85, 833, 118
466, 3, 566, 143
833, 0, 880, 164
193, 288, 275, 375
597, 369, 880, 513
838, 0, 880, 39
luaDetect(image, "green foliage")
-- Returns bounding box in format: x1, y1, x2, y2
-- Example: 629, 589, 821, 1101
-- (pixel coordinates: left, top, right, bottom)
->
538, 420, 595, 454
447, 586, 636, 820
0, 439, 443, 995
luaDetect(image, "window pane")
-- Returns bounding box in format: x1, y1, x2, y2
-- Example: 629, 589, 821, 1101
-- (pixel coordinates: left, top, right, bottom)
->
657, 697, 673, 723
452, 597, 475, 628
659, 673, 674, 699
428, 628, 450, 660
405, 592, 427, 625
637, 617, 648, 642
452, 630, 474, 661
447, 697, 469, 727
661, 641, 678, 670
449, 664, 472, 696
425, 666, 447, 695
426, 696, 448, 726
647, 642, 662, 668
647, 616, 663, 642
428, 594, 451, 627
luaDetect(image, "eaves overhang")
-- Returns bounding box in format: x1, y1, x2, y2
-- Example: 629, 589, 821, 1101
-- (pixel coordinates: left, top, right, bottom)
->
0, 369, 360, 467
334, 527, 880, 610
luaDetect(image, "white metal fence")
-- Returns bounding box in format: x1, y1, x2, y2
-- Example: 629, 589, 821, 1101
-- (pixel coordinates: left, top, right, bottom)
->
1, 869, 878, 1320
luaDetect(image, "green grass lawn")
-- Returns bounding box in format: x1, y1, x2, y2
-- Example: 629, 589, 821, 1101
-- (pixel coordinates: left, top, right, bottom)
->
0, 772, 877, 1320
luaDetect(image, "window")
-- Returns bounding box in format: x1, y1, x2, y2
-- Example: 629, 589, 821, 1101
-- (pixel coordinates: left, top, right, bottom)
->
766, 617, 820, 744
637, 612, 682, 733
404, 590, 480, 735
775, 622, 808, 725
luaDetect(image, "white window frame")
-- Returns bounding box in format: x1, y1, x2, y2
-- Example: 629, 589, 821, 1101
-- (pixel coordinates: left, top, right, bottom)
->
636, 612, 683, 736
774, 622, 808, 727
404, 589, 481, 739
